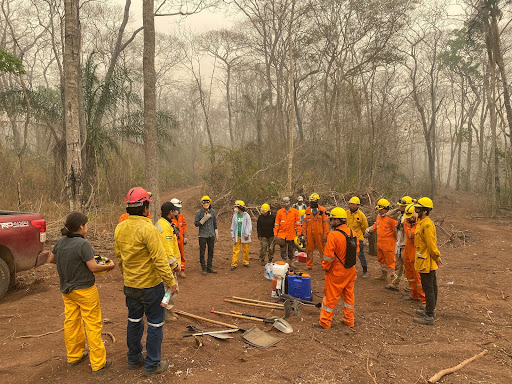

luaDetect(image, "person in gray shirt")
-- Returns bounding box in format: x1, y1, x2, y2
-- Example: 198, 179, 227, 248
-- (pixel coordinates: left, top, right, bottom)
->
194, 195, 218, 275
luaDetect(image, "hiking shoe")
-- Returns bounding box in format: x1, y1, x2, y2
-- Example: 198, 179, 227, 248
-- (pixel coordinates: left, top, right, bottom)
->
415, 309, 437, 318
361, 271, 369, 279
178, 271, 187, 279
413, 316, 435, 326
93, 359, 113, 374
201, 270, 207, 276
401, 289, 411, 296
403, 296, 421, 302
68, 351, 89, 367
384, 284, 399, 292
230, 266, 236, 271
127, 359, 144, 370
243, 264, 250, 268
143, 360, 169, 377
207, 268, 218, 274
419, 303, 426, 310
312, 323, 327, 330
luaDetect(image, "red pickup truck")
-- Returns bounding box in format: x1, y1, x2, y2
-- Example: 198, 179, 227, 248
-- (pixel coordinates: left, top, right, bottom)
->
0, 211, 49, 299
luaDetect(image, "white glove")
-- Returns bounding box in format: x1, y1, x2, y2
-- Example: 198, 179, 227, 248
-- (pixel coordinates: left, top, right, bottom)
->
364, 228, 371, 237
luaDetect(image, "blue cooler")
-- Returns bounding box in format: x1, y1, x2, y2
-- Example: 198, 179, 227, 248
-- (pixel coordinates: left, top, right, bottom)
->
287, 273, 312, 301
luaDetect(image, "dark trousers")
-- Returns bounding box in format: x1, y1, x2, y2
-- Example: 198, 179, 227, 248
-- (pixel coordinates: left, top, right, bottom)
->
199, 236, 215, 271
358, 240, 368, 270
124, 283, 165, 370
420, 270, 438, 317
280, 240, 295, 261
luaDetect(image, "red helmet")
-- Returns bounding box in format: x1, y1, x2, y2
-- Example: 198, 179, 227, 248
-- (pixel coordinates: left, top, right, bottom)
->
125, 187, 152, 207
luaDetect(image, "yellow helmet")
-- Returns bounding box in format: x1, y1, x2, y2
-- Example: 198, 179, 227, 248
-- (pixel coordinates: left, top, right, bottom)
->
299, 209, 306, 216
415, 197, 433, 209
349, 196, 360, 205
309, 193, 320, 202
376, 198, 390, 210
397, 196, 413, 206
201, 195, 211, 202
403, 203, 417, 218
329, 207, 347, 219
235, 200, 245, 208
294, 236, 305, 249
261, 203, 270, 213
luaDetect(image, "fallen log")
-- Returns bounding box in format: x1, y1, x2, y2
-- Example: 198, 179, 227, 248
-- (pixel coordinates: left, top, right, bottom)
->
428, 350, 487, 383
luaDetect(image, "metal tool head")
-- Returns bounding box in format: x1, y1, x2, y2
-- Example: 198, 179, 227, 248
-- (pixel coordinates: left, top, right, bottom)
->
292, 300, 302, 316
283, 300, 292, 319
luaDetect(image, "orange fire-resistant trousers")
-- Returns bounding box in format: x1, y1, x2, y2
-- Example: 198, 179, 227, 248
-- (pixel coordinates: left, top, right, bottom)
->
61, 284, 106, 371
403, 246, 425, 302
306, 231, 325, 269
377, 239, 396, 274
319, 268, 357, 328
177, 237, 186, 271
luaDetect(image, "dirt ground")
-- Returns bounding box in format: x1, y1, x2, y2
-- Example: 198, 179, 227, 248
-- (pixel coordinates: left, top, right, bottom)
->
1, 187, 511, 384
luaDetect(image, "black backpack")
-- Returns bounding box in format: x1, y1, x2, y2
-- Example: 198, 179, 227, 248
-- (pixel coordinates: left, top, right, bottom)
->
333, 228, 358, 268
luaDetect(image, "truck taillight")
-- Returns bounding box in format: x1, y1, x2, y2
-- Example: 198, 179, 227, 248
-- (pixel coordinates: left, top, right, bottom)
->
31, 219, 47, 232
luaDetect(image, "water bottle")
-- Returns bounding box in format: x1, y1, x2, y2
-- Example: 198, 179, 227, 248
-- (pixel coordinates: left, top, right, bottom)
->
161, 290, 171, 308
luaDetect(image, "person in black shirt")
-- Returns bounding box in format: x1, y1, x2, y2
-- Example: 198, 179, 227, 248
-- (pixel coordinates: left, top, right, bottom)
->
257, 203, 276, 265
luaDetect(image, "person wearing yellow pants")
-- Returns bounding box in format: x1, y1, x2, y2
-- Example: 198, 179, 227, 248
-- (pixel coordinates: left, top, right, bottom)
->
230, 200, 252, 270
49, 212, 115, 373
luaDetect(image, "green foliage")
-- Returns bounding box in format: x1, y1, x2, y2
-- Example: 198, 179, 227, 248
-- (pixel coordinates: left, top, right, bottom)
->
0, 49, 25, 75
439, 28, 482, 78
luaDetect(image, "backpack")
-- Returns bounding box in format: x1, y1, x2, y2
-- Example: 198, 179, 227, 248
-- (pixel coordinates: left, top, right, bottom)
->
333, 228, 358, 268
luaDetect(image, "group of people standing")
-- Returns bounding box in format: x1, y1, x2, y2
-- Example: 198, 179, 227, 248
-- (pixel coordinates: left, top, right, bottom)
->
47, 187, 441, 377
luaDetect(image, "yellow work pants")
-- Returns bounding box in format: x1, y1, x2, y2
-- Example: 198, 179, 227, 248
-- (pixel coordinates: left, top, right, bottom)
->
62, 284, 106, 371
231, 239, 250, 267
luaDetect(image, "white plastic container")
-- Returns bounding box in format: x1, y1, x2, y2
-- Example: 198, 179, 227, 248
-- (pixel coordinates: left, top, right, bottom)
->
264, 262, 275, 280
272, 261, 289, 278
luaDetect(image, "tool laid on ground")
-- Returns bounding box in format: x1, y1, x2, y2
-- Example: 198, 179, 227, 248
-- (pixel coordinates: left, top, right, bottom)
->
278, 293, 321, 308
183, 325, 236, 340
242, 326, 282, 349
224, 298, 283, 310
210, 310, 293, 334
231, 296, 284, 307
174, 310, 246, 332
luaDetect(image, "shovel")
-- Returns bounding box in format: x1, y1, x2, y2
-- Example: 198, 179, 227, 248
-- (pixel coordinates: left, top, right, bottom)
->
210, 310, 293, 334
183, 325, 236, 340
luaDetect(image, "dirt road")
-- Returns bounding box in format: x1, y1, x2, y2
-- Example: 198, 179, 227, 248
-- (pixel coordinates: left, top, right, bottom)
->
0, 189, 511, 383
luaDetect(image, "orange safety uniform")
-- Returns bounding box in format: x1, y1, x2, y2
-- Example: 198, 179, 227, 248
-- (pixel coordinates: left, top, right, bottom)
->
319, 224, 359, 329
119, 212, 151, 223
302, 206, 330, 269
403, 220, 425, 302
172, 213, 187, 272
274, 207, 301, 240
371, 215, 397, 274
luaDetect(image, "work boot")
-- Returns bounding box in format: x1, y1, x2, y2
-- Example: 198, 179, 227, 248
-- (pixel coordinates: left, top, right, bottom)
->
384, 284, 399, 292
419, 303, 426, 310
201, 270, 207, 276
403, 296, 421, 302
362, 269, 369, 279
207, 268, 218, 274
178, 271, 187, 279
401, 289, 410, 296
413, 316, 435, 326
415, 309, 436, 318
230, 266, 236, 271
143, 360, 169, 377
374, 271, 387, 280
68, 351, 89, 367
243, 264, 250, 268
93, 359, 113, 374
127, 359, 144, 370
312, 322, 327, 330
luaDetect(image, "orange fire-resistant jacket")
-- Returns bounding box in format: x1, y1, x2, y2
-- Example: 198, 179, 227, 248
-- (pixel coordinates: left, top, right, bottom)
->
321, 224, 360, 275
346, 209, 369, 241
371, 215, 397, 251
274, 207, 301, 241
171, 213, 187, 242
302, 206, 329, 238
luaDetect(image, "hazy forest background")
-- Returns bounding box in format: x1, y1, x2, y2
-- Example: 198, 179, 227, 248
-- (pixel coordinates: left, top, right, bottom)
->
1, 0, 512, 223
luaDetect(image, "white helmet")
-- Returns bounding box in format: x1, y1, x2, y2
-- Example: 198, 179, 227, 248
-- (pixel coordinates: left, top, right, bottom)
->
170, 198, 182, 208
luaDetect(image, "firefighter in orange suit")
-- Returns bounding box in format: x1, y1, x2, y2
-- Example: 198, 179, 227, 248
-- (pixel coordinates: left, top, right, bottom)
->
364, 198, 397, 284
316, 207, 358, 329
170, 198, 187, 278
302, 193, 329, 270
274, 197, 302, 262
402, 204, 425, 303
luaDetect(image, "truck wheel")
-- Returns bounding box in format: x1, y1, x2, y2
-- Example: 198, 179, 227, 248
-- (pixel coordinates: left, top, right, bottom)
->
0, 258, 10, 300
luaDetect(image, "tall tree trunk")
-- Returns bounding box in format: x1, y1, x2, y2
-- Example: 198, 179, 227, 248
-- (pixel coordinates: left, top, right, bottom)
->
226, 65, 234, 147
63, 0, 83, 211
286, 0, 296, 195
143, 0, 159, 221
485, 20, 497, 216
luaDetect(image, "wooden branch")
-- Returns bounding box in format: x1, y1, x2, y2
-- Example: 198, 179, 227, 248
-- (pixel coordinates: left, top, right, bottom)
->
102, 331, 116, 344
428, 350, 487, 383
366, 354, 378, 384
16, 328, 64, 339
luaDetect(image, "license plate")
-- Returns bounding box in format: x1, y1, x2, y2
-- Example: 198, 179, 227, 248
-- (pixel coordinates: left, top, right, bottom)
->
40, 232, 47, 243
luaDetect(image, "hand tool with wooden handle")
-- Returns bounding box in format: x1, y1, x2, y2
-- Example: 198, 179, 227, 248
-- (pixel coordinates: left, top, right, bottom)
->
211, 310, 293, 334
231, 296, 284, 307
224, 299, 283, 310
174, 310, 244, 331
